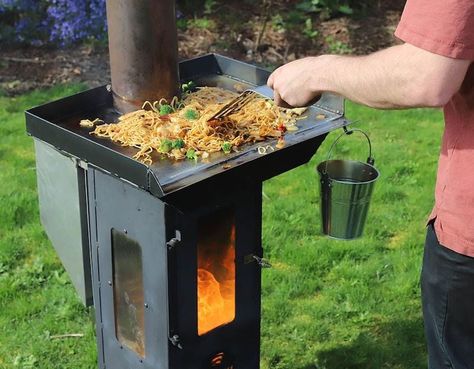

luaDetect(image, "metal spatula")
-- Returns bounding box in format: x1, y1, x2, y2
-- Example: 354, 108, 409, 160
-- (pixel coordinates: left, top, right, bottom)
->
207, 90, 259, 127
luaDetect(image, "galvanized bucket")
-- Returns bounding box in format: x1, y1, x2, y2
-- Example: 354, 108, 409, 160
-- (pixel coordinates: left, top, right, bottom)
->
317, 128, 379, 240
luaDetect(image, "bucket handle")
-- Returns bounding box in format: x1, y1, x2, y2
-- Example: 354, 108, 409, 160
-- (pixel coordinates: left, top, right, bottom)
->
323, 127, 375, 175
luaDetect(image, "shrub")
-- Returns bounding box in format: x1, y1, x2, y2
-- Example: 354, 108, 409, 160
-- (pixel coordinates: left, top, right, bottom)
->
0, 0, 48, 46
297, 0, 354, 17
296, 0, 383, 18
0, 0, 107, 46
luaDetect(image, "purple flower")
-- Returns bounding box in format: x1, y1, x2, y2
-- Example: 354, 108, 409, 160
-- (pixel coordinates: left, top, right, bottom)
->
0, 0, 107, 46
46, 0, 107, 46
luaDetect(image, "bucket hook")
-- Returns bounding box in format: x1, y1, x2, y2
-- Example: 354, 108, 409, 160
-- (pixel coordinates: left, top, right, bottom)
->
324, 126, 375, 176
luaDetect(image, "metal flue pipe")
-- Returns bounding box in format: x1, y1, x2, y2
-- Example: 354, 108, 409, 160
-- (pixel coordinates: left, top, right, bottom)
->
106, 0, 179, 113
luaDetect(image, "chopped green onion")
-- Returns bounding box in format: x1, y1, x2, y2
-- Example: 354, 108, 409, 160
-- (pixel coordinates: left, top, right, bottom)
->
181, 81, 196, 94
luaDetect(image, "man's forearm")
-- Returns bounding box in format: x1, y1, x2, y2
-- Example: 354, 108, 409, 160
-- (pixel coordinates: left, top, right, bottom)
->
268, 43, 471, 109
316, 49, 418, 109
315, 45, 450, 108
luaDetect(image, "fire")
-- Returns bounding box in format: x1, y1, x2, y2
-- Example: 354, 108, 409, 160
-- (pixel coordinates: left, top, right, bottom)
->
197, 269, 234, 334
197, 222, 235, 336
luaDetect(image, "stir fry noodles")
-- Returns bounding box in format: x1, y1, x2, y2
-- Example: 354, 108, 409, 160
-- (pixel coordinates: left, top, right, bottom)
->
83, 87, 306, 165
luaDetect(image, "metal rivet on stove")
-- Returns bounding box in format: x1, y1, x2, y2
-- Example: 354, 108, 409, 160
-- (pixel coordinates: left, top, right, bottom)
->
108, 281, 112, 286
123, 229, 128, 234
144, 303, 149, 308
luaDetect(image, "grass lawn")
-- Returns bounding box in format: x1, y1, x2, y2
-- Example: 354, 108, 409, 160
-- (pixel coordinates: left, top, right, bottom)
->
0, 85, 443, 369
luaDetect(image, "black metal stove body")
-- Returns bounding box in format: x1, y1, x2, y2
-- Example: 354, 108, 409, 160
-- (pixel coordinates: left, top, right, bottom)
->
26, 54, 347, 369
88, 167, 263, 369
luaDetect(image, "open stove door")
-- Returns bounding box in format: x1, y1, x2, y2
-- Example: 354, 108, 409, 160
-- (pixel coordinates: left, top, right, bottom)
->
34, 139, 92, 305
88, 167, 171, 369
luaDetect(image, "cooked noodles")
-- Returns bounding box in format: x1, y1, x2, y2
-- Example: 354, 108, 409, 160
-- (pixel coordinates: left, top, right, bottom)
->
91, 87, 305, 165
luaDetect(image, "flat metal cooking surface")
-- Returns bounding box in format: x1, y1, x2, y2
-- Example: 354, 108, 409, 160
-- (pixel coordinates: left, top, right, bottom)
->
26, 54, 349, 197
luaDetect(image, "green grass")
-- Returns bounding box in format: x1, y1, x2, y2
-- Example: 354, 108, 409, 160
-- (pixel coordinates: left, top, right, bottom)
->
0, 85, 443, 368
0, 85, 97, 369
261, 105, 441, 369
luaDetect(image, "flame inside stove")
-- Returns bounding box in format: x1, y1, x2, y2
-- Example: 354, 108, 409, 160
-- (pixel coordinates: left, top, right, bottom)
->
197, 215, 235, 336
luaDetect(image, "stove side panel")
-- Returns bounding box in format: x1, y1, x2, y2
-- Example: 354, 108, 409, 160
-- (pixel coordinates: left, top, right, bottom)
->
88, 168, 170, 369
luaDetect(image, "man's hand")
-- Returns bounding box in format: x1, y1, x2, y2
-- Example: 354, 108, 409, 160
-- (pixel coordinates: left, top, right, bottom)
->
267, 56, 330, 108
267, 44, 471, 109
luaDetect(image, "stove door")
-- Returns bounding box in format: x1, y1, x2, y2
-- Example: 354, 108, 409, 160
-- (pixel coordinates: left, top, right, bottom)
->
167, 183, 263, 369
88, 168, 170, 369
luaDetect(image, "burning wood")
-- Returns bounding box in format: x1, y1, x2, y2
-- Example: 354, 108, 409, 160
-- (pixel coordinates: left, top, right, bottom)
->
197, 220, 236, 336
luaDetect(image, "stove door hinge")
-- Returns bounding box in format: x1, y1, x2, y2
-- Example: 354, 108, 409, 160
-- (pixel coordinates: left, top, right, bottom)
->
166, 230, 182, 251
169, 334, 183, 349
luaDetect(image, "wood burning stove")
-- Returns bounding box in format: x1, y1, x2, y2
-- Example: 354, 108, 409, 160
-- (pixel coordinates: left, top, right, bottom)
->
25, 1, 350, 368
26, 53, 348, 369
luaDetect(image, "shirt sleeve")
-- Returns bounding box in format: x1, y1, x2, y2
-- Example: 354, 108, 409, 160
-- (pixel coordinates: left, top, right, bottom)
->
395, 0, 474, 60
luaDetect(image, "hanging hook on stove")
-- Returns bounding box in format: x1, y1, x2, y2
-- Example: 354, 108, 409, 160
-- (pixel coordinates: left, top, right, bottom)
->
169, 335, 183, 350
253, 255, 272, 268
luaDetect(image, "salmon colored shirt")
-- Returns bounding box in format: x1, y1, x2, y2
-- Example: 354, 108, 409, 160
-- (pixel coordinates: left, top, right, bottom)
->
395, 0, 474, 257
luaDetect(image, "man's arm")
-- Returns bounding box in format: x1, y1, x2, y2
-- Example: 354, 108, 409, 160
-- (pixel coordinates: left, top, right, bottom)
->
267, 43, 471, 109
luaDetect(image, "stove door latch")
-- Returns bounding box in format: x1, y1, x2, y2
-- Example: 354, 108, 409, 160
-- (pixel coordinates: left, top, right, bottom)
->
166, 238, 180, 250
245, 254, 272, 268
169, 334, 183, 349
166, 230, 182, 250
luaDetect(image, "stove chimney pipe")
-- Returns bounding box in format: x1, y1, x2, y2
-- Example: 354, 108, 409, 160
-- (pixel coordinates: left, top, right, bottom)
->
106, 0, 179, 113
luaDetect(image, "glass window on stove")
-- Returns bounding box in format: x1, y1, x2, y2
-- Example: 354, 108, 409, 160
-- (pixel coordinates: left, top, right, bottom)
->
197, 208, 236, 336
111, 229, 145, 357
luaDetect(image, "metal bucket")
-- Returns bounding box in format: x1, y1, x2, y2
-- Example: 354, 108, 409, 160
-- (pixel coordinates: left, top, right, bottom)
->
317, 128, 379, 240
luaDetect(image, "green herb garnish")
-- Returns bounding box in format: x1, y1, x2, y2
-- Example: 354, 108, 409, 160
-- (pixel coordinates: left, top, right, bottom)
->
159, 139, 173, 153
184, 108, 199, 120
159, 104, 174, 116
221, 142, 232, 154
172, 138, 185, 149
186, 149, 197, 160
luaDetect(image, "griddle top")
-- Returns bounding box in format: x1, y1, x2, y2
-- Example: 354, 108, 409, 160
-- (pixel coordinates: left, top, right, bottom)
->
26, 54, 349, 198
